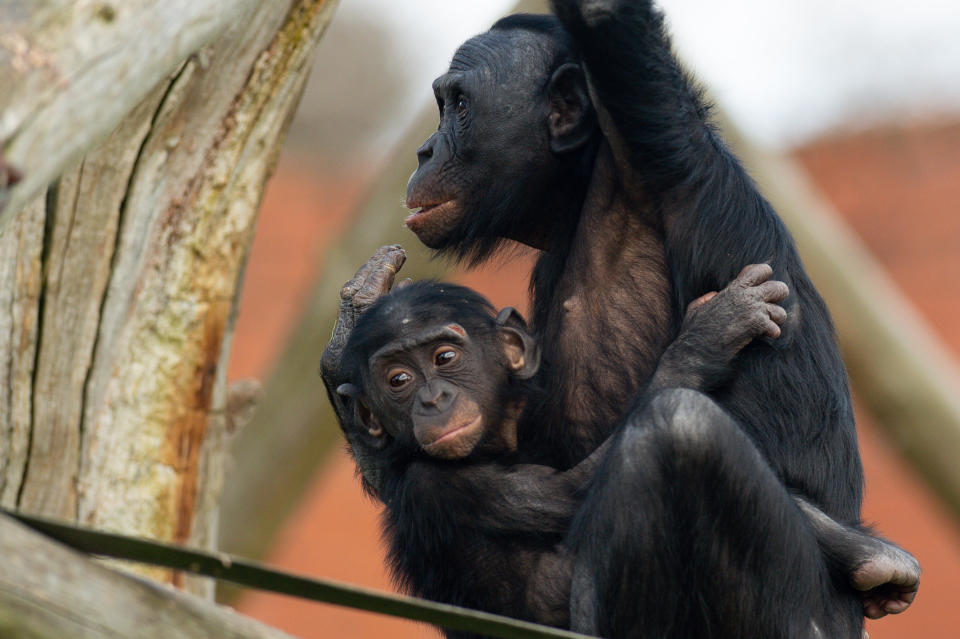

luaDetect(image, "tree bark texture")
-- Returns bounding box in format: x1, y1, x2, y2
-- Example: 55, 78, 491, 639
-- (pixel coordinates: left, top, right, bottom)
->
0, 0, 339, 594
0, 0, 270, 225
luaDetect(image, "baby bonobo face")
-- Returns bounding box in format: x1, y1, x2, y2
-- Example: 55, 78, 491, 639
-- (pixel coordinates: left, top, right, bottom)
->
371, 322, 494, 459
339, 282, 540, 460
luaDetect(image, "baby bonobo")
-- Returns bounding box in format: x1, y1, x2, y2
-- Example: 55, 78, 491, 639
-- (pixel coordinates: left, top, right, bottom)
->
335, 278, 918, 635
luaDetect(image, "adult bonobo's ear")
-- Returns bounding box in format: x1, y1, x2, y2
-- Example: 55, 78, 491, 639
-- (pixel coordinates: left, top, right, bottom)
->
495, 307, 541, 379
337, 383, 388, 449
547, 62, 594, 154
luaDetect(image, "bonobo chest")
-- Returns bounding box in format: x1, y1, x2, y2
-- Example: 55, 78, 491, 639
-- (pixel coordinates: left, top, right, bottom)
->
542, 151, 673, 454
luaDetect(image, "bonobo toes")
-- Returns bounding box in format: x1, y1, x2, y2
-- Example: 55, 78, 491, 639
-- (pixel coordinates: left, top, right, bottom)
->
853, 549, 921, 619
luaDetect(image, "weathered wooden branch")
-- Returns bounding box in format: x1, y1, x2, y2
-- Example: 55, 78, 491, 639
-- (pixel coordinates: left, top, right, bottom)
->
0, 514, 298, 639
0, 0, 340, 600
0, 0, 274, 225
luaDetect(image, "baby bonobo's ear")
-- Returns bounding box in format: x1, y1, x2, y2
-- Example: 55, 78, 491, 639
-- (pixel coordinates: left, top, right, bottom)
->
336, 383, 360, 399
495, 307, 540, 380
336, 383, 387, 448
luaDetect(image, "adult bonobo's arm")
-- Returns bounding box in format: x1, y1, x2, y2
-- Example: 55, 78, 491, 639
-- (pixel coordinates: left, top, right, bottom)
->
550, 0, 711, 196
320, 245, 407, 496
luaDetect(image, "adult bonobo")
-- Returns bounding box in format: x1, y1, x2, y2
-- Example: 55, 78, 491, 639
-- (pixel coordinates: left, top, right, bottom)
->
322, 1, 920, 636
333, 280, 917, 637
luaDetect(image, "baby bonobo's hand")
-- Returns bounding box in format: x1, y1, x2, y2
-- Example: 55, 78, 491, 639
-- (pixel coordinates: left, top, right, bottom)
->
320, 245, 407, 385
683, 263, 789, 350
651, 264, 788, 393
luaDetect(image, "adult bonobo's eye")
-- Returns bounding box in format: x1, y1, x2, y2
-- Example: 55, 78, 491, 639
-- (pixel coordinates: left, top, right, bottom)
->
387, 370, 413, 389
434, 347, 459, 367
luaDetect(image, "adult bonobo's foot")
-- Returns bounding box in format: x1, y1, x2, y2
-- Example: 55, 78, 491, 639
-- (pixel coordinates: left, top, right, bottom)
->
794, 496, 921, 621
853, 545, 921, 619
319, 245, 407, 385
650, 263, 789, 392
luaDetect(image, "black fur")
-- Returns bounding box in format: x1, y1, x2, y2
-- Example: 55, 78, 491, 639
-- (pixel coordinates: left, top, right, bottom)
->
401, 1, 871, 637
343, 283, 579, 635
339, 284, 903, 639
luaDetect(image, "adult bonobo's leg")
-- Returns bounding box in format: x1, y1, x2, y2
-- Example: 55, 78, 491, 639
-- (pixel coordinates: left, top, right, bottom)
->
320, 245, 407, 496
567, 389, 858, 639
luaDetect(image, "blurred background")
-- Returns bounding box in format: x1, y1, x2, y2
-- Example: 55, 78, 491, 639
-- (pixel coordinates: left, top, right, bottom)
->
218, 1, 960, 637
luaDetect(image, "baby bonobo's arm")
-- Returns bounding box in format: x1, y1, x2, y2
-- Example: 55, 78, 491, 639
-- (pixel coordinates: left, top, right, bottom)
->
649, 263, 789, 393
430, 461, 584, 536
471, 263, 791, 531
320, 246, 408, 496
795, 497, 921, 620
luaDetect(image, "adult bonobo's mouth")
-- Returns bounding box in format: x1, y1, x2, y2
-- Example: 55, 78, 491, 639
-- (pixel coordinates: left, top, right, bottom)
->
404, 199, 462, 247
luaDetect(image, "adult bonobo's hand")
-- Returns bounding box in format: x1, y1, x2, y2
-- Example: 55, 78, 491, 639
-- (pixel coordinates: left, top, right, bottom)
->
651, 263, 789, 392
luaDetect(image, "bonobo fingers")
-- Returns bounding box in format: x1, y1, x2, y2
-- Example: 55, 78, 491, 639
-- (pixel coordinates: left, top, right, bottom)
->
763, 303, 787, 339
340, 245, 406, 309
734, 264, 789, 340
322, 246, 407, 383
733, 262, 774, 288
755, 279, 790, 304
683, 263, 789, 344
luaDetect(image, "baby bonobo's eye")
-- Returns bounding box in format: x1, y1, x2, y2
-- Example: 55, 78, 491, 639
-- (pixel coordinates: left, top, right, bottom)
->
434, 347, 458, 367
388, 370, 413, 389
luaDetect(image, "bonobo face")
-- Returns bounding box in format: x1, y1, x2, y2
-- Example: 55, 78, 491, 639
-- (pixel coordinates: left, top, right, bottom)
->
404, 25, 594, 260
339, 283, 540, 461
367, 322, 499, 459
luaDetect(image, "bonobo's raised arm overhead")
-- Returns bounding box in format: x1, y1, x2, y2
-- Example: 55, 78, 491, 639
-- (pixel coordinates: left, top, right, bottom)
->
332, 279, 918, 638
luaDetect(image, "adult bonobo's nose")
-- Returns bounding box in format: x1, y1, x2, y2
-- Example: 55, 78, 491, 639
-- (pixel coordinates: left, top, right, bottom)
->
415, 133, 437, 166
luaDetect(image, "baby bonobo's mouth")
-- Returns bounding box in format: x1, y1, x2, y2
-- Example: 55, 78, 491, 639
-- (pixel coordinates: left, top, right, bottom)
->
420, 413, 483, 459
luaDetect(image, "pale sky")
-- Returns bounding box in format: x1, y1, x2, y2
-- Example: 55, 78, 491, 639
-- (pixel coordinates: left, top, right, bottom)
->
336, 0, 960, 150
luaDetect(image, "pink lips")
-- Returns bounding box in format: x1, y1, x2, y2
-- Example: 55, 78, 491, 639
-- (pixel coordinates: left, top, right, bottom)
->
405, 200, 455, 229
